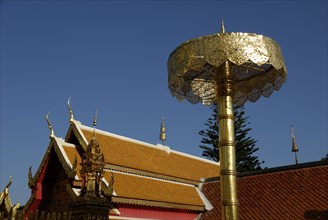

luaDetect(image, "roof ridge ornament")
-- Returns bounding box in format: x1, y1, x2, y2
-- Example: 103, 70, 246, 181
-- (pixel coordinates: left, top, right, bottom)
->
220, 18, 225, 33
291, 125, 299, 164
4, 176, 12, 194
68, 97, 74, 123
46, 111, 55, 139
28, 166, 34, 188
159, 116, 166, 145
93, 109, 98, 138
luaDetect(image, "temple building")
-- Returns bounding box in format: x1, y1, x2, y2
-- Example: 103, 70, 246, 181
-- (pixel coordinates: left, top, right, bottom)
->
1, 103, 327, 219
19, 104, 220, 219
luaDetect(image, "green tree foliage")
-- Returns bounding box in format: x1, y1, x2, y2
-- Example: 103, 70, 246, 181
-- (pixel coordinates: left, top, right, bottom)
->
199, 103, 263, 172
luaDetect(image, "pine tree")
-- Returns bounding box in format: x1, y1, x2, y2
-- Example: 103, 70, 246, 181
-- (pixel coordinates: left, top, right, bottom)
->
199, 103, 263, 172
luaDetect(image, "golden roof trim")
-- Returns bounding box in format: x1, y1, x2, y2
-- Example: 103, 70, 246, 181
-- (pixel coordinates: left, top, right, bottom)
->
28, 140, 53, 188
53, 139, 78, 179
28, 138, 78, 188
65, 120, 89, 151
105, 164, 199, 186
112, 197, 205, 211
21, 190, 37, 213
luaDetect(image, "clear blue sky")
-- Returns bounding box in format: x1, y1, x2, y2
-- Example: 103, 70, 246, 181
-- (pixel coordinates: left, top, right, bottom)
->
1, 1, 327, 204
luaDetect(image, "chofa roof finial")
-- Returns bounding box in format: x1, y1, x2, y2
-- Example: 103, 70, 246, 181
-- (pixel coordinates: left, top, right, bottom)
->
46, 112, 55, 139
68, 97, 74, 123
5, 176, 12, 190
3, 176, 12, 194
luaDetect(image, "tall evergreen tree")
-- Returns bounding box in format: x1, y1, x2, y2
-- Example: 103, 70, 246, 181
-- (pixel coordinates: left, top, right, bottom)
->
199, 104, 263, 172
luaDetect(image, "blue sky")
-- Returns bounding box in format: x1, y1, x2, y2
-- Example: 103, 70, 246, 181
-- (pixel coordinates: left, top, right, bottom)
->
1, 1, 327, 204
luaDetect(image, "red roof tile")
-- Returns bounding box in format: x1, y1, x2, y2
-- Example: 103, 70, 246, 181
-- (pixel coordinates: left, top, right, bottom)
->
200, 161, 328, 220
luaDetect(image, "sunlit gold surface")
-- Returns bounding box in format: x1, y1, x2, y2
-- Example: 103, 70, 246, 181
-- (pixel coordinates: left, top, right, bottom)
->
168, 23, 287, 220
167, 24, 287, 220
168, 32, 287, 106
217, 61, 238, 219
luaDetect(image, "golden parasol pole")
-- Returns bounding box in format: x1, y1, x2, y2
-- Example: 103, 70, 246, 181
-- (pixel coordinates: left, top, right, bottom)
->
217, 61, 238, 219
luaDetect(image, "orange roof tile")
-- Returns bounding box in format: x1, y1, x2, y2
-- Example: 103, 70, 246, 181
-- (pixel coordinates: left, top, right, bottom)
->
200, 161, 328, 220
62, 144, 82, 179
104, 171, 205, 209
61, 143, 207, 210
80, 126, 220, 182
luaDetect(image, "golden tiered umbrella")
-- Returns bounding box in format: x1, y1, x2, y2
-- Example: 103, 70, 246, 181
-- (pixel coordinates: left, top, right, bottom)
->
167, 20, 287, 220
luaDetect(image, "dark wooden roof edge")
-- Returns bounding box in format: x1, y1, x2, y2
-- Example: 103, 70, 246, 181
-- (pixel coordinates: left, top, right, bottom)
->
203, 160, 328, 183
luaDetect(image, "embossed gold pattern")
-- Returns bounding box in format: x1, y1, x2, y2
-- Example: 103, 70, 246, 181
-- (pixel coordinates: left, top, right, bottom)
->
168, 21, 287, 220
168, 32, 287, 106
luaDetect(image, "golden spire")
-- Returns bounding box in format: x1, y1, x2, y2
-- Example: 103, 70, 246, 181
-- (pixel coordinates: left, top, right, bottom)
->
220, 18, 225, 33
93, 109, 98, 138
68, 97, 74, 123
46, 112, 55, 139
291, 125, 299, 164
159, 117, 166, 145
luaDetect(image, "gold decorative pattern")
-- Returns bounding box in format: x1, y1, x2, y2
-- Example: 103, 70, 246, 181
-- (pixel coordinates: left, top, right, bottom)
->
104, 164, 200, 186
80, 136, 106, 197
112, 197, 204, 211
168, 22, 287, 220
101, 175, 114, 197
168, 32, 287, 106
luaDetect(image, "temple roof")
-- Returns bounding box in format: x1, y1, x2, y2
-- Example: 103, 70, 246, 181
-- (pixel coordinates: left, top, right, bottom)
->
107, 171, 205, 211
200, 160, 328, 219
27, 118, 219, 212
78, 124, 219, 183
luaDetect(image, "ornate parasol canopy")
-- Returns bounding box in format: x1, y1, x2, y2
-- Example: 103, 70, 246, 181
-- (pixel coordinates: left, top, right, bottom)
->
167, 21, 287, 220
168, 27, 287, 106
